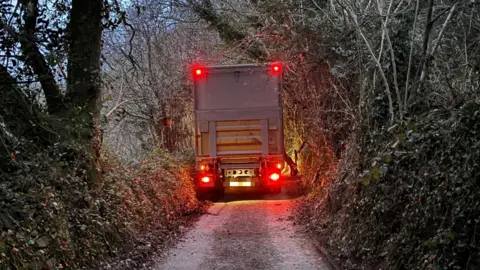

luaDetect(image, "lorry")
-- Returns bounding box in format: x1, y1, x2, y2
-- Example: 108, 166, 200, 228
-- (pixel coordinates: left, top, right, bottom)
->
192, 63, 295, 197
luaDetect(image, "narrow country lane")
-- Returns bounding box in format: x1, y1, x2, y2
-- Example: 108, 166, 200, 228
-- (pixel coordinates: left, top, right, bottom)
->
155, 190, 330, 270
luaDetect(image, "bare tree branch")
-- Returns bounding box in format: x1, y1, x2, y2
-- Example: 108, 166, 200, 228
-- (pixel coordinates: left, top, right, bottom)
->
409, 0, 435, 101
379, 0, 403, 119
182, 0, 267, 59
342, 2, 395, 123
404, 0, 420, 112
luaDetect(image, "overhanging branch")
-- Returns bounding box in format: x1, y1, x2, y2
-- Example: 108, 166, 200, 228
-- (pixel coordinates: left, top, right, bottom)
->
184, 0, 267, 60
0, 64, 39, 137
19, 0, 65, 114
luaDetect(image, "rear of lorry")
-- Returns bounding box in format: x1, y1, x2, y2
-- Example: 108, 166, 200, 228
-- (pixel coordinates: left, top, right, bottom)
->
192, 63, 285, 196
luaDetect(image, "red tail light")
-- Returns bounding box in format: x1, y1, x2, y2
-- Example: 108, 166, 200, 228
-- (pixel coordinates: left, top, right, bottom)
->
276, 163, 282, 169
200, 165, 205, 171
269, 173, 280, 181
201, 176, 211, 183
195, 68, 202, 76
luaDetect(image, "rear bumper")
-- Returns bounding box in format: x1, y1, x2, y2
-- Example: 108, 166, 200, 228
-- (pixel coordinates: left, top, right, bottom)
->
195, 157, 284, 189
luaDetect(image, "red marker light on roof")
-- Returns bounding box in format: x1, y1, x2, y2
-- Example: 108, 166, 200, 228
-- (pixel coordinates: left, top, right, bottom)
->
270, 63, 282, 74
192, 66, 205, 78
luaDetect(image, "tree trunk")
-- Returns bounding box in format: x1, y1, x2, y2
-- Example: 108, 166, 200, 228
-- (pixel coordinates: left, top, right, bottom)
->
67, 0, 103, 112
66, 0, 104, 186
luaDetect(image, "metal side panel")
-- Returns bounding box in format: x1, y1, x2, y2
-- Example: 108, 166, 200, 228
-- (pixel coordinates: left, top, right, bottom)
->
261, 119, 269, 155
215, 120, 263, 156
219, 164, 261, 169
196, 108, 281, 121
199, 132, 210, 156
198, 121, 210, 156
195, 65, 280, 111
217, 149, 262, 155
209, 121, 217, 158
199, 119, 286, 158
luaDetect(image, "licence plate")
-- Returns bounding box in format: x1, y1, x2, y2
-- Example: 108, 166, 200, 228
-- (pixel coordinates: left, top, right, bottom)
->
230, 182, 252, 187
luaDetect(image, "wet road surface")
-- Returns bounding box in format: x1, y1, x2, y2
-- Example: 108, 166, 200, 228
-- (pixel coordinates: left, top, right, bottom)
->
155, 188, 330, 270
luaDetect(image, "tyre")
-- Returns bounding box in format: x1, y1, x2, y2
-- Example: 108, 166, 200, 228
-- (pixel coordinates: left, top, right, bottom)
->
213, 187, 224, 200
196, 188, 213, 201
196, 187, 224, 201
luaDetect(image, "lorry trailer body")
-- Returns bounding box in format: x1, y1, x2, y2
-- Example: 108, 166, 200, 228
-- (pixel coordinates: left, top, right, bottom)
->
192, 63, 285, 195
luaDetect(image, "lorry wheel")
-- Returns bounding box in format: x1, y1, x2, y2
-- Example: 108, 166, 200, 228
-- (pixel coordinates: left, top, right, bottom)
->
196, 188, 223, 201
214, 187, 224, 199
196, 188, 213, 201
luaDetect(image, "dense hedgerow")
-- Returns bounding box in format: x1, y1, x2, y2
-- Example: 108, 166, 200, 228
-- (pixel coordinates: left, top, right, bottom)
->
299, 102, 480, 269
0, 139, 200, 269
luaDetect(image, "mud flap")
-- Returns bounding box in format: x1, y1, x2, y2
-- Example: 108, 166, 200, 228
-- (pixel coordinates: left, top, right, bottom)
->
196, 187, 224, 201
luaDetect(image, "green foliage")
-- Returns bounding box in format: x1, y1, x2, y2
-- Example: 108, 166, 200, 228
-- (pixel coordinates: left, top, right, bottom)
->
299, 102, 480, 269
1, 0, 201, 268
0, 133, 200, 269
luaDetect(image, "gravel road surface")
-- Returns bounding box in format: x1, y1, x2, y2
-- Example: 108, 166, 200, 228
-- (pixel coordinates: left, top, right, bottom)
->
155, 189, 330, 270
